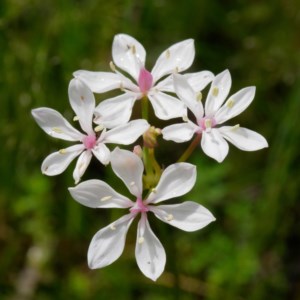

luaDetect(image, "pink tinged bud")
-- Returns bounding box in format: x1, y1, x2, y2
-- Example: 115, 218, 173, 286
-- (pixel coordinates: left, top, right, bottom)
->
83, 135, 97, 149
138, 68, 153, 94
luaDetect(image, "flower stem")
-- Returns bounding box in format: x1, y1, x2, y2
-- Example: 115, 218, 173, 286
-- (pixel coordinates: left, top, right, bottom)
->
177, 134, 201, 162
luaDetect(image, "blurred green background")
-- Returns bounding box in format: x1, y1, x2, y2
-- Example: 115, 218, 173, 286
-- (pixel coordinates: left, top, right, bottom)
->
1, 0, 300, 299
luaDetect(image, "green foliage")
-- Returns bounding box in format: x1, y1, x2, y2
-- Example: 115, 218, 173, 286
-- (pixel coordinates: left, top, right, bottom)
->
1, 0, 300, 299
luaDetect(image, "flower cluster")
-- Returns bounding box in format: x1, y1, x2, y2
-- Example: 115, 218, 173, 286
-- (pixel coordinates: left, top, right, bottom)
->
32, 33, 268, 281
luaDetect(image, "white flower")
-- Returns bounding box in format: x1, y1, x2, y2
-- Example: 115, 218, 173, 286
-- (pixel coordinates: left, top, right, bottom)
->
162, 71, 268, 162
69, 148, 215, 281
74, 33, 214, 121
31, 79, 149, 183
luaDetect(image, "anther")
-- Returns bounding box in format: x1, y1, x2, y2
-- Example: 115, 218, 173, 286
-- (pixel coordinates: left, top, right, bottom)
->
101, 196, 112, 202
231, 124, 240, 130
138, 236, 144, 244
52, 127, 63, 133
131, 45, 136, 55
196, 92, 203, 102
59, 149, 67, 154
110, 224, 116, 230
165, 214, 174, 221
166, 49, 171, 59
226, 98, 234, 108
212, 87, 219, 97
73, 116, 79, 121
109, 61, 116, 72
151, 188, 157, 193
205, 119, 212, 129
130, 181, 135, 186
182, 115, 189, 122
94, 125, 104, 132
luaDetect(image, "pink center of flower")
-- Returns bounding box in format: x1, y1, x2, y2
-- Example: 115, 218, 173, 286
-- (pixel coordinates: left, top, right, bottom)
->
198, 117, 217, 132
83, 135, 97, 149
138, 68, 153, 94
130, 198, 149, 214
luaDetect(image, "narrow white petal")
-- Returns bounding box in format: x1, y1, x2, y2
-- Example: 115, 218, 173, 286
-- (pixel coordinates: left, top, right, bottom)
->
162, 122, 196, 143
103, 119, 149, 145
31, 108, 83, 141
112, 33, 146, 81
215, 87, 256, 124
184, 71, 215, 91
73, 70, 123, 93
88, 214, 134, 269
41, 144, 84, 175
151, 39, 195, 83
68, 78, 95, 135
151, 201, 215, 232
147, 163, 196, 204
148, 92, 187, 120
110, 148, 143, 198
201, 129, 229, 163
69, 179, 133, 208
205, 70, 232, 117
219, 126, 268, 151
73, 150, 92, 184
94, 93, 136, 129
92, 143, 111, 165
135, 215, 166, 281
173, 74, 204, 119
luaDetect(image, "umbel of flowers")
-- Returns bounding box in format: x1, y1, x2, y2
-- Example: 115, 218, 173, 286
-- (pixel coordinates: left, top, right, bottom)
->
32, 33, 268, 281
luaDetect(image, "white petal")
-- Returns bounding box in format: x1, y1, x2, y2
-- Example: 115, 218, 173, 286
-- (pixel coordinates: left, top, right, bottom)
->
173, 74, 204, 119
148, 92, 187, 120
184, 71, 215, 91
219, 126, 268, 151
147, 163, 196, 204
88, 214, 134, 269
151, 39, 195, 83
110, 148, 143, 198
94, 93, 136, 129
31, 108, 83, 141
135, 215, 166, 281
92, 143, 111, 165
41, 144, 84, 175
205, 70, 232, 117
201, 129, 229, 163
103, 119, 149, 145
73, 150, 92, 184
162, 122, 196, 143
68, 78, 95, 135
151, 201, 215, 232
69, 179, 134, 208
215, 87, 256, 124
73, 70, 123, 93
112, 33, 146, 81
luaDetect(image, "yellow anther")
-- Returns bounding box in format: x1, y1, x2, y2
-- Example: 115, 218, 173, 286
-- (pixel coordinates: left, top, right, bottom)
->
151, 188, 157, 193
212, 87, 219, 97
226, 98, 234, 108
138, 236, 144, 244
52, 127, 63, 134
182, 115, 189, 122
101, 196, 112, 202
110, 224, 116, 230
59, 149, 67, 154
205, 119, 212, 128
165, 214, 174, 221
109, 61, 116, 72
196, 92, 203, 102
174, 66, 179, 73
94, 125, 104, 132
231, 124, 240, 131
166, 49, 171, 59
131, 45, 136, 55
73, 116, 79, 121
119, 82, 124, 91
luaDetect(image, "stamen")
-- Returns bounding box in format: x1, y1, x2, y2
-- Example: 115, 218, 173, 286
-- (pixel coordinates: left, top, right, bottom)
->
94, 125, 104, 132
131, 45, 136, 55
101, 196, 112, 202
130, 181, 135, 186
59, 149, 67, 154
138, 236, 144, 244
151, 188, 157, 193
109, 61, 116, 72
226, 98, 234, 108
196, 92, 203, 102
205, 119, 212, 129
164, 214, 174, 221
231, 124, 240, 130
110, 224, 116, 230
212, 87, 219, 97
119, 82, 124, 91
182, 115, 189, 122
174, 66, 179, 73
166, 49, 171, 59
73, 116, 79, 121
52, 127, 63, 134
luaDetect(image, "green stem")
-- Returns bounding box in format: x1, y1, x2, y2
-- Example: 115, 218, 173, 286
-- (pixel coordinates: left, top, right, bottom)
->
177, 134, 201, 162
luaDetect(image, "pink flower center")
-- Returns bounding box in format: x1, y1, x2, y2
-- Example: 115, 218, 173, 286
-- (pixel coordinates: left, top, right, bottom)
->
138, 68, 153, 94
130, 198, 149, 214
83, 135, 96, 149
198, 117, 216, 132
